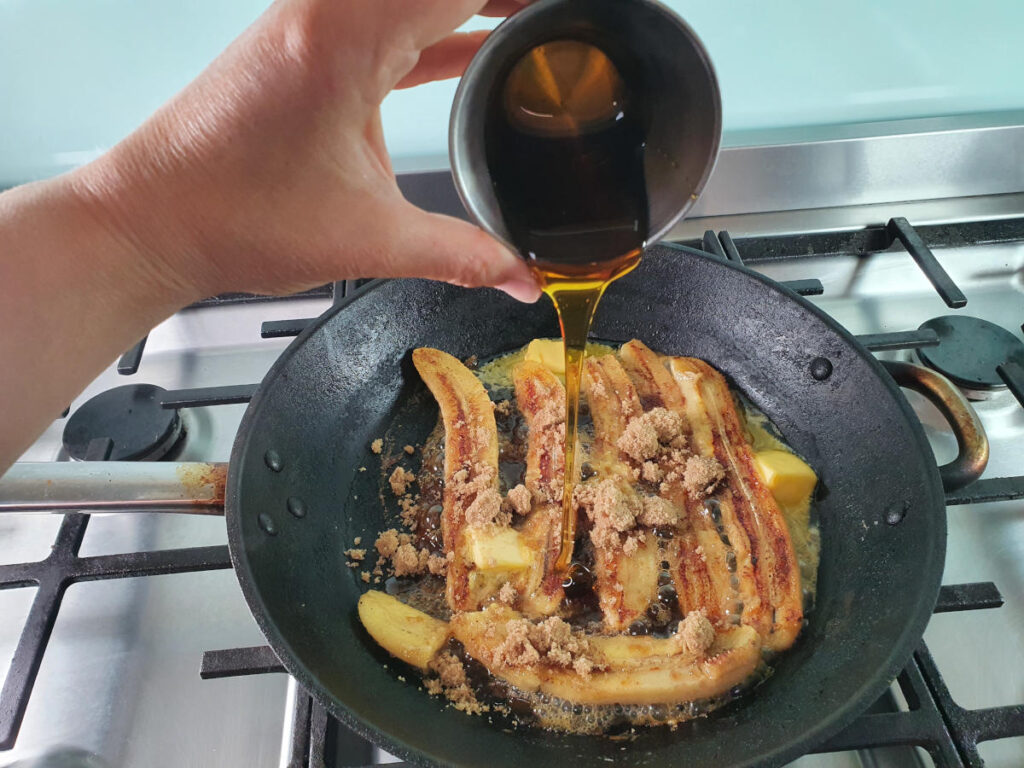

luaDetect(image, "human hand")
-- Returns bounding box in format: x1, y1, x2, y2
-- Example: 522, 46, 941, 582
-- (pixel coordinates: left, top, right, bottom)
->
71, 0, 540, 303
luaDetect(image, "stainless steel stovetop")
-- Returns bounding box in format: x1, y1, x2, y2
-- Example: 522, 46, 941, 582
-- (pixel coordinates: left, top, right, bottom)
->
1, 207, 1022, 768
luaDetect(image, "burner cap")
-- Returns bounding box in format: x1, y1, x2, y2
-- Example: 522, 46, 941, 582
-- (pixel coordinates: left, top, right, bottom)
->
917, 316, 1024, 391
63, 384, 183, 461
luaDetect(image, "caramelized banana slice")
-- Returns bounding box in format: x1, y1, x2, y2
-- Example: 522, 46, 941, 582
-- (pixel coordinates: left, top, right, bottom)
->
451, 605, 761, 706
513, 360, 567, 615
412, 348, 499, 611
670, 357, 803, 651
619, 340, 739, 626
515, 360, 566, 505
581, 355, 659, 630
601, 535, 662, 628
619, 339, 688, 414
358, 590, 450, 671
583, 354, 642, 462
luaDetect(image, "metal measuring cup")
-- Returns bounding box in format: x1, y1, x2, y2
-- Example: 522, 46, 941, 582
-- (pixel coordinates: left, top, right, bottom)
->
449, 0, 722, 255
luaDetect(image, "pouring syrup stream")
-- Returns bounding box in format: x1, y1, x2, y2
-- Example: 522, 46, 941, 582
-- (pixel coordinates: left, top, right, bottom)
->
485, 39, 648, 573
537, 255, 642, 571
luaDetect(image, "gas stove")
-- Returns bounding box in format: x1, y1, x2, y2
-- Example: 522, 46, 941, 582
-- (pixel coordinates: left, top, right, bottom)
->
2, 151, 1024, 766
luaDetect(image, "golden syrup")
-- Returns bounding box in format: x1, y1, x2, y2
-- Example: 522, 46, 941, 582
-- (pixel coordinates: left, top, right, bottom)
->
485, 39, 649, 570
536, 256, 641, 571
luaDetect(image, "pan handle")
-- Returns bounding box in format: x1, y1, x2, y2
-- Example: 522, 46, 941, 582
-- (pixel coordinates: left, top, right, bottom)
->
881, 361, 989, 491
0, 462, 227, 515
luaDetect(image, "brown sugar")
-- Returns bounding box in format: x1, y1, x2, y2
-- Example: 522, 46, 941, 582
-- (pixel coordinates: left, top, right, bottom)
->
491, 619, 541, 667
683, 455, 726, 499
450, 463, 498, 504
493, 399, 513, 417
530, 617, 586, 667
375, 529, 400, 558
672, 610, 716, 655
616, 407, 686, 463
491, 616, 597, 676
448, 462, 507, 526
370, 438, 383, 454
616, 416, 659, 462
344, 548, 366, 562
392, 543, 422, 577
427, 553, 448, 575
573, 657, 595, 678
622, 533, 643, 556
645, 408, 685, 445
638, 496, 679, 527
497, 582, 517, 605
389, 467, 415, 496
577, 479, 640, 551
445, 684, 488, 715
398, 496, 419, 530
430, 651, 467, 688
528, 418, 566, 505
427, 652, 488, 715
641, 461, 664, 483
464, 488, 509, 528
360, 571, 371, 583
506, 484, 532, 516
532, 397, 564, 430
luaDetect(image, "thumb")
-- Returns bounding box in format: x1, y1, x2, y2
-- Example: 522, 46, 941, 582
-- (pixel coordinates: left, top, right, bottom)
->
390, 204, 541, 303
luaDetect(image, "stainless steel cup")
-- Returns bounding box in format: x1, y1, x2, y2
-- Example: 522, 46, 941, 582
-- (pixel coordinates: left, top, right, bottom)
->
449, 0, 722, 255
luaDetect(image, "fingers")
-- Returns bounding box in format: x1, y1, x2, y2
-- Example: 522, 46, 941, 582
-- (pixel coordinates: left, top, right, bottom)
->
389, 0, 500, 50
390, 0, 529, 50
395, 30, 490, 89
391, 0, 533, 90
386, 202, 541, 303
478, 0, 530, 17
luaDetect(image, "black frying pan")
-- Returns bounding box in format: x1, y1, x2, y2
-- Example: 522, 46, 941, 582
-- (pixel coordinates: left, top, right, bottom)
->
222, 245, 987, 767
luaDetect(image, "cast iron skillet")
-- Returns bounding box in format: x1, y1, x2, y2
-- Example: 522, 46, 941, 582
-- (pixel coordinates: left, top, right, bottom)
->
226, 246, 984, 767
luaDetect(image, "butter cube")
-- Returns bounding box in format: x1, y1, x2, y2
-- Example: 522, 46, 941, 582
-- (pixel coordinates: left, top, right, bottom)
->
754, 450, 817, 507
525, 338, 565, 375
467, 527, 532, 571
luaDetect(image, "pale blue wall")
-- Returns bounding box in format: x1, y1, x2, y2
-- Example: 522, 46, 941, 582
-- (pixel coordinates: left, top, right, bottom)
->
2, 0, 1023, 184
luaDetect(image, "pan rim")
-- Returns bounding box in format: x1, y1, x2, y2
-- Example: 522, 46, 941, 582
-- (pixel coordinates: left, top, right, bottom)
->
225, 251, 946, 767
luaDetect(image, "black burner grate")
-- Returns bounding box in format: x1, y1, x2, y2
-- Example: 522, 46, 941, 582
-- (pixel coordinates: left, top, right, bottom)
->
3, 220, 1024, 765
0, 513, 231, 750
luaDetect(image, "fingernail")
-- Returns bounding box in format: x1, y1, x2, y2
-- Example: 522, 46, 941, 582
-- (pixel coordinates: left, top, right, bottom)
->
497, 276, 542, 303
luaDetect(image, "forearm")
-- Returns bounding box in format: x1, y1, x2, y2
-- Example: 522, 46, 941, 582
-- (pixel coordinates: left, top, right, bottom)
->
0, 0, 538, 471
0, 174, 198, 470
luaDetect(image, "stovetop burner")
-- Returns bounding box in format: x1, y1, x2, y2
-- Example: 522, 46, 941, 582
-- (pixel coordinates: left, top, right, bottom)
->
916, 315, 1024, 395
62, 384, 184, 461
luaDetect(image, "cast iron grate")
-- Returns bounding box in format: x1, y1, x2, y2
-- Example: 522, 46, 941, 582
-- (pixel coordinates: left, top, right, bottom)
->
695, 220, 967, 307
256, 218, 1006, 340
0, 513, 232, 751
118, 279, 369, 376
